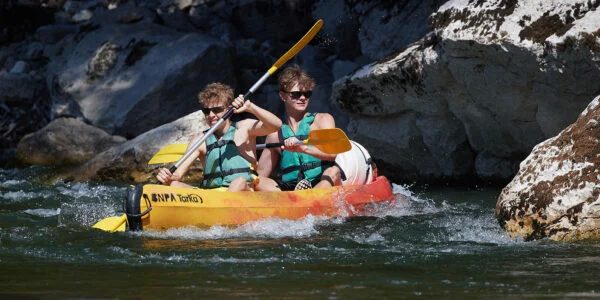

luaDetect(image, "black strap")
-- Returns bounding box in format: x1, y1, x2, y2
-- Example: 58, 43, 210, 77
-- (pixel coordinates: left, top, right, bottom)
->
281, 161, 322, 175
203, 168, 257, 182
351, 141, 372, 184
206, 139, 235, 153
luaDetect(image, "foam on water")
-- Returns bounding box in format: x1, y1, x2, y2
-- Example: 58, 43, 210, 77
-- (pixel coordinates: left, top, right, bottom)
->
0, 179, 27, 187
137, 215, 332, 240
0, 190, 52, 202
57, 182, 125, 201
23, 208, 61, 217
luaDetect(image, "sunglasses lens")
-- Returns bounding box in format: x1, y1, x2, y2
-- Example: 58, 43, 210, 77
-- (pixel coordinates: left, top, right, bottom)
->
201, 106, 225, 115
288, 91, 312, 99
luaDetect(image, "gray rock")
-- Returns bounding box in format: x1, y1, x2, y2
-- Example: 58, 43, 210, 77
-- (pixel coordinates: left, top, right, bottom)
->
86, 42, 120, 80
15, 118, 126, 165
0, 73, 51, 149
35, 24, 78, 43
65, 110, 207, 182
72, 9, 93, 23
331, 0, 600, 182
331, 60, 358, 81
48, 22, 236, 138
9, 61, 27, 73
496, 96, 600, 241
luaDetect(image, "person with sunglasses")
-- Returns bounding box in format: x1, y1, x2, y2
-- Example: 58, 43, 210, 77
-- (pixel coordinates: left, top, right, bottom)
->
257, 65, 343, 191
156, 82, 282, 192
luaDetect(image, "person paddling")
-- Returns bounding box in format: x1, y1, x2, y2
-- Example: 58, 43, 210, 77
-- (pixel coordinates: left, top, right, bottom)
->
156, 82, 282, 192
258, 66, 343, 190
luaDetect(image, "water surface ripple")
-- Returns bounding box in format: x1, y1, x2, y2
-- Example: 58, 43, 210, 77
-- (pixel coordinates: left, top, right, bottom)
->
0, 167, 598, 298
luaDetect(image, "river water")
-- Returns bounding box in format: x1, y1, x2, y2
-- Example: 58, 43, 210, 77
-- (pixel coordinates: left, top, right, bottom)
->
1, 166, 599, 299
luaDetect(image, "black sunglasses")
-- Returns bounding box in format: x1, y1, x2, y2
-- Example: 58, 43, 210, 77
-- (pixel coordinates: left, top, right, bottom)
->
201, 106, 227, 115
283, 90, 312, 99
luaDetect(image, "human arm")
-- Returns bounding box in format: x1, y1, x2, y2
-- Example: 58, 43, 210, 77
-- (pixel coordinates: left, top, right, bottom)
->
233, 94, 282, 137
257, 131, 281, 177
156, 136, 205, 185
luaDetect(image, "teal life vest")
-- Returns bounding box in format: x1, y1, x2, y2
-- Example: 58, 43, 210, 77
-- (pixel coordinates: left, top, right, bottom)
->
279, 113, 327, 183
202, 123, 256, 188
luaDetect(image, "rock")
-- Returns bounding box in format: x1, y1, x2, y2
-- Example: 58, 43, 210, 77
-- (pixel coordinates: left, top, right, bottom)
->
313, 0, 445, 61
72, 9, 93, 23
496, 95, 600, 241
9, 61, 27, 73
331, 60, 358, 81
48, 22, 236, 138
0, 72, 50, 149
35, 24, 78, 43
15, 118, 126, 165
86, 41, 120, 80
331, 0, 600, 182
65, 110, 207, 182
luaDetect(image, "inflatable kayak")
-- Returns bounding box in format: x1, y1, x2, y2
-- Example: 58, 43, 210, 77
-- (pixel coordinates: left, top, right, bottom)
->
115, 176, 394, 231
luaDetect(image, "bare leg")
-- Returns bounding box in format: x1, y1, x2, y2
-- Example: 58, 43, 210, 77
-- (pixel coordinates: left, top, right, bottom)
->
314, 165, 342, 189
254, 176, 281, 191
227, 177, 251, 192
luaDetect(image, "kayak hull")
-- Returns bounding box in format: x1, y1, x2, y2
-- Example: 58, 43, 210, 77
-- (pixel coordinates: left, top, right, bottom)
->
125, 176, 394, 231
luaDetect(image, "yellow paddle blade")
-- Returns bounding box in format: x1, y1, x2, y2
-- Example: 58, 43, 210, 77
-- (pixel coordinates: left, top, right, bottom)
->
148, 143, 188, 165
268, 19, 324, 74
305, 128, 351, 154
92, 215, 127, 232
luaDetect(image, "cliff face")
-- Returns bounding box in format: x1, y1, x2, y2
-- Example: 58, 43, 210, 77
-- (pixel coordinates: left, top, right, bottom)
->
332, 0, 600, 182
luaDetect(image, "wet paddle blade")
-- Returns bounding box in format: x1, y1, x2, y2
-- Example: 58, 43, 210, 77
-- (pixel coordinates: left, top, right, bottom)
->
305, 128, 352, 154
92, 215, 127, 232
148, 144, 187, 165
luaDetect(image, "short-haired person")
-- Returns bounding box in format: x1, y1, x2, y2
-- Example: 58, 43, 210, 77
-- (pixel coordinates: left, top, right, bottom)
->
258, 66, 343, 191
156, 82, 282, 192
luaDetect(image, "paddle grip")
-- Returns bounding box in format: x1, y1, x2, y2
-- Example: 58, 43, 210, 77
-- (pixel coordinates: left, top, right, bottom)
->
256, 142, 284, 150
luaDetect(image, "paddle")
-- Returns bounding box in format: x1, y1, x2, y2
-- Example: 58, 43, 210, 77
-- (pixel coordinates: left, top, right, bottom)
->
166, 19, 324, 174
92, 19, 324, 233
148, 128, 351, 165
92, 215, 126, 232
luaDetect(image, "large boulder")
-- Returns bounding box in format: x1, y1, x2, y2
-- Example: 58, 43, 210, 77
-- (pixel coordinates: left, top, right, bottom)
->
65, 111, 207, 182
496, 96, 600, 241
48, 20, 235, 138
0, 72, 51, 149
331, 0, 600, 183
16, 117, 126, 165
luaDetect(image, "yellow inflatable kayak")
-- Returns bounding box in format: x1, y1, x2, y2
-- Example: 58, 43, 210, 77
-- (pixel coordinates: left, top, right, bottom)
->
115, 176, 394, 231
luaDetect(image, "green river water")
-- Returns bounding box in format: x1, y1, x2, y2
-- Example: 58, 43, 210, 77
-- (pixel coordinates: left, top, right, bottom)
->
0, 167, 599, 299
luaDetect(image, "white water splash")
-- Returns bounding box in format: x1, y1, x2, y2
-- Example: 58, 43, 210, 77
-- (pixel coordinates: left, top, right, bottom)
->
0, 179, 26, 187
137, 215, 331, 240
0, 190, 51, 202
362, 183, 441, 218
23, 208, 61, 217
57, 182, 125, 200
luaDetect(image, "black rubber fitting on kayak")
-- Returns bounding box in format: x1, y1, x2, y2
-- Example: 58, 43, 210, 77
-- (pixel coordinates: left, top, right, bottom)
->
124, 184, 144, 231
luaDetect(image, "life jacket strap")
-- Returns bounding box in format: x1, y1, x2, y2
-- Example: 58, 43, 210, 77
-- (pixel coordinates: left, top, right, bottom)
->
203, 168, 257, 182
206, 139, 235, 153
280, 161, 322, 175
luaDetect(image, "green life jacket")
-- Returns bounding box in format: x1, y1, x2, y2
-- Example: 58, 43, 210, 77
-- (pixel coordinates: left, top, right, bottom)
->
279, 113, 326, 183
202, 123, 256, 188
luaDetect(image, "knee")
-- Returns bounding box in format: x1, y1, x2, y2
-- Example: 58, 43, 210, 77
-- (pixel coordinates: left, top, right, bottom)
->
322, 166, 342, 185
228, 177, 249, 192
